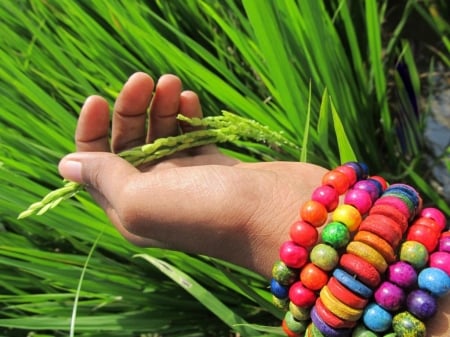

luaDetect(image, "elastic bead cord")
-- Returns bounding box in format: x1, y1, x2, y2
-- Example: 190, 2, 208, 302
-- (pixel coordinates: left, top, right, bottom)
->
310, 183, 421, 336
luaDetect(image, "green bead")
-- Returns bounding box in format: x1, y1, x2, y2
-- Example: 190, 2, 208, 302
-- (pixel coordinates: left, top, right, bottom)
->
352, 324, 379, 337
272, 260, 298, 285
308, 323, 325, 336
382, 333, 397, 337
284, 310, 308, 333
289, 301, 310, 320
400, 241, 428, 269
321, 221, 350, 249
310, 243, 339, 271
272, 295, 289, 310
392, 311, 426, 337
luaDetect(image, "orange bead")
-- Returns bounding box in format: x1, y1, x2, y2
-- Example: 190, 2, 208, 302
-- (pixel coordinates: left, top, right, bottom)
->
300, 200, 328, 227
322, 170, 350, 195
335, 165, 358, 186
300, 262, 329, 291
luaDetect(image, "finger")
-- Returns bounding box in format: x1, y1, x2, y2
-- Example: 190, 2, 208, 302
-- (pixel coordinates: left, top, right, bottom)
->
148, 74, 182, 142
75, 96, 110, 152
112, 72, 155, 153
179, 90, 220, 155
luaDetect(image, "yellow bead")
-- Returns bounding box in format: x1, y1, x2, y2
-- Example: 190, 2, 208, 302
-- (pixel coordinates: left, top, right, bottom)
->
332, 204, 362, 232
320, 285, 363, 321
346, 241, 388, 273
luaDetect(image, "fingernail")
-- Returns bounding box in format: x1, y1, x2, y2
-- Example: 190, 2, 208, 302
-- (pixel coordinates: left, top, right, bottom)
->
59, 159, 83, 183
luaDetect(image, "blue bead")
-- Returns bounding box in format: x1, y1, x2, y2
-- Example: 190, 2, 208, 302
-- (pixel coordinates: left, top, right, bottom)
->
333, 268, 373, 298
363, 303, 393, 332
385, 184, 420, 209
343, 162, 365, 181
270, 278, 289, 299
418, 267, 450, 297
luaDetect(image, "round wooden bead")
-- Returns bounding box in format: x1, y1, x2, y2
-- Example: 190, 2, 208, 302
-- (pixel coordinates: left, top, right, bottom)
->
284, 310, 308, 334
387, 261, 417, 289
272, 260, 298, 285
321, 221, 350, 249
419, 207, 447, 231
289, 301, 311, 321
353, 179, 382, 203
399, 241, 428, 270
418, 267, 450, 297
312, 185, 339, 212
322, 170, 350, 195
343, 162, 368, 180
346, 241, 388, 273
314, 298, 357, 328
368, 175, 387, 190
289, 281, 317, 307
354, 230, 396, 264
406, 224, 440, 253
412, 216, 445, 235
319, 285, 363, 321
439, 233, 450, 253
272, 295, 289, 310
332, 268, 373, 298
374, 281, 405, 311
343, 189, 373, 214
270, 278, 290, 299
363, 303, 392, 332
327, 276, 368, 309
359, 214, 404, 247
282, 319, 303, 337
352, 324, 379, 337
335, 165, 358, 186
392, 311, 426, 337
290, 220, 319, 248
406, 289, 438, 320
332, 204, 362, 232
310, 243, 339, 271
340, 253, 381, 288
280, 241, 309, 268
300, 201, 328, 228
300, 263, 329, 291
430, 251, 450, 276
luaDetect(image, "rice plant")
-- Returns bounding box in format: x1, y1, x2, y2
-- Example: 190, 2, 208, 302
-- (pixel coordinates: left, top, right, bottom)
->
0, 1, 448, 336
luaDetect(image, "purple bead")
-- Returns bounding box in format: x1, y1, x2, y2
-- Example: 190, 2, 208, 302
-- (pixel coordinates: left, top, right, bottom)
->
430, 251, 450, 276
419, 207, 447, 231
439, 235, 450, 253
353, 179, 380, 202
387, 261, 418, 289
312, 185, 339, 211
406, 289, 438, 320
310, 306, 352, 337
374, 281, 405, 311
344, 189, 373, 214
343, 162, 365, 180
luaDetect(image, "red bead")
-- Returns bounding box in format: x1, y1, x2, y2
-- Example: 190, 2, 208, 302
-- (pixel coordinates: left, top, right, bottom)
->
280, 241, 309, 269
335, 165, 358, 186
290, 220, 319, 248
300, 200, 328, 227
300, 263, 329, 291
406, 224, 440, 253
344, 189, 373, 214
289, 281, 317, 307
369, 175, 388, 191
359, 214, 403, 248
322, 170, 350, 195
327, 276, 368, 309
340, 253, 381, 288
315, 298, 357, 328
412, 217, 444, 235
311, 185, 339, 212
369, 204, 408, 233
430, 252, 450, 276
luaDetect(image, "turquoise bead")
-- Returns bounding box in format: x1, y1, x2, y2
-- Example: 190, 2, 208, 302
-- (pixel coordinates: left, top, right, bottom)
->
363, 303, 392, 332
418, 267, 450, 297
392, 311, 426, 337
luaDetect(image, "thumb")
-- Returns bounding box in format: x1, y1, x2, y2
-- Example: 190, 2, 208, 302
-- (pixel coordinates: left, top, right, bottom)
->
58, 152, 138, 197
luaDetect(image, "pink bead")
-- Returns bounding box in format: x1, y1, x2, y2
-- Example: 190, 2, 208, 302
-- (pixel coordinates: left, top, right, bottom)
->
374, 196, 411, 219
387, 261, 417, 288
311, 185, 339, 212
353, 179, 381, 202
279, 241, 309, 269
344, 189, 373, 214
439, 235, 450, 253
430, 252, 450, 276
420, 208, 447, 232
289, 281, 317, 307
375, 281, 405, 311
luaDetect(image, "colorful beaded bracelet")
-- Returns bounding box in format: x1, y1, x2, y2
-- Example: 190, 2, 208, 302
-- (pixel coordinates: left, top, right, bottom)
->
271, 163, 450, 337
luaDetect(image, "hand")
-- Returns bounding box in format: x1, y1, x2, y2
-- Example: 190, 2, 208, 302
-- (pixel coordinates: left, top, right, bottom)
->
58, 72, 327, 277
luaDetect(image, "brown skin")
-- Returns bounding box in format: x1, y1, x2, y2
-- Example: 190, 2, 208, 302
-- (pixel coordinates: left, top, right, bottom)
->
58, 72, 449, 336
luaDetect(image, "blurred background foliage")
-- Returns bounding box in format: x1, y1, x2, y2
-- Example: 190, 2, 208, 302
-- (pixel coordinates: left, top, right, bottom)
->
0, 0, 449, 336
